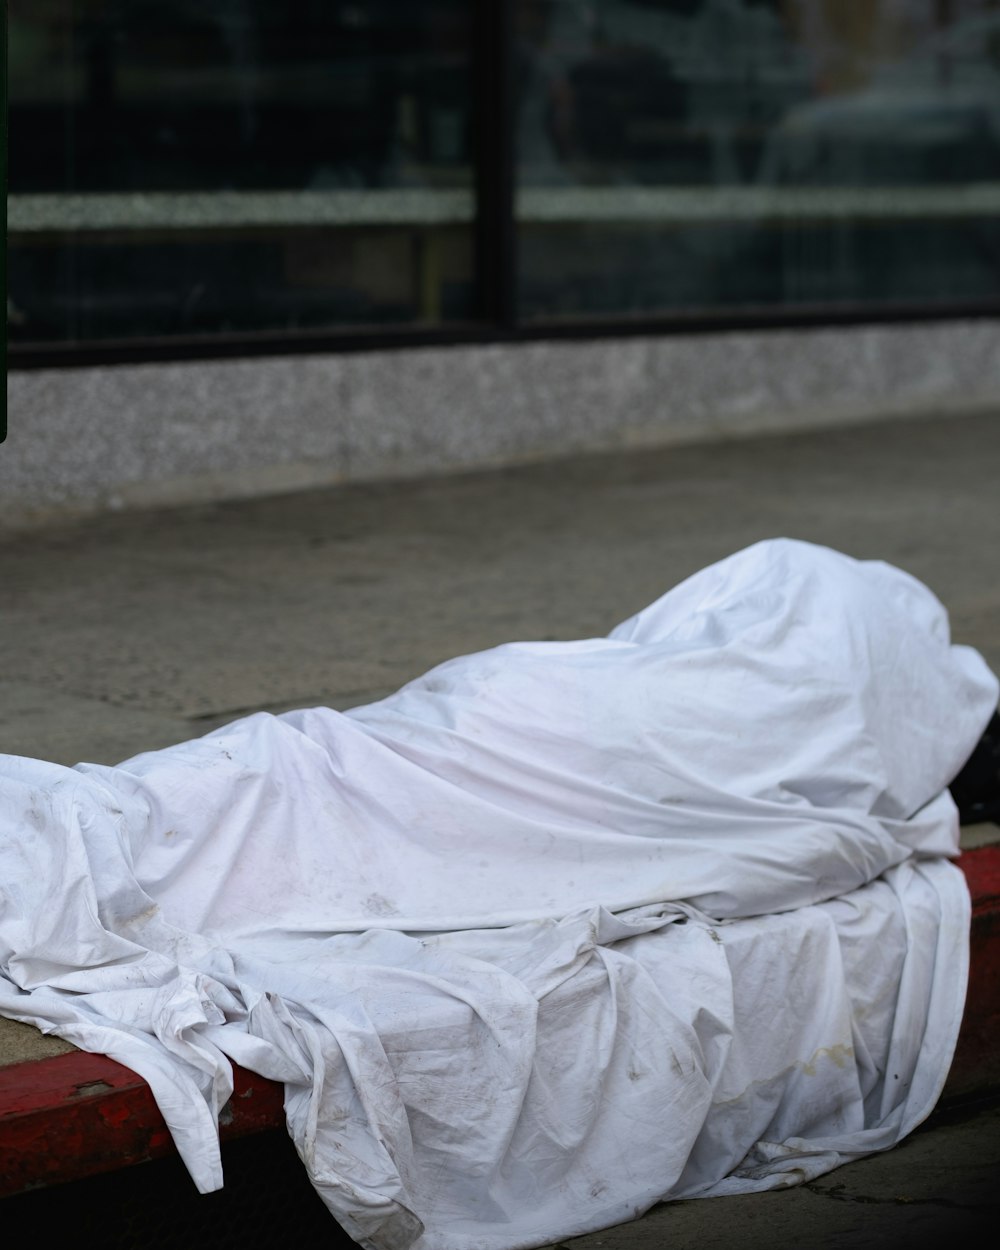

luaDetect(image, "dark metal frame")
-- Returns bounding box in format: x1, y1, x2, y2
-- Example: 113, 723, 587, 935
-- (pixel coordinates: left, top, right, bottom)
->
8, 0, 1000, 372
10, 299, 1000, 372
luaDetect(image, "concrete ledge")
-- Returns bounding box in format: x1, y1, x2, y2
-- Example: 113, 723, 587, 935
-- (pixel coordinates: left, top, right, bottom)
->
5, 319, 1000, 528
2, 843, 998, 1199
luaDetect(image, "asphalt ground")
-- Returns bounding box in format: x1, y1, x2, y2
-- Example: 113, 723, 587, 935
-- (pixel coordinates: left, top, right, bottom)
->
2, 407, 999, 1244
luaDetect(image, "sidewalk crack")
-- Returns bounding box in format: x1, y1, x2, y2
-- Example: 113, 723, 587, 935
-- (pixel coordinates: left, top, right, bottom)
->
806, 1182, 986, 1211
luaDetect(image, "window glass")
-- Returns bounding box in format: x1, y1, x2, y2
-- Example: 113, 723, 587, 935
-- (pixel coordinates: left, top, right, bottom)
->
8, 2, 1000, 352
7, 1, 475, 344
515, 0, 1000, 320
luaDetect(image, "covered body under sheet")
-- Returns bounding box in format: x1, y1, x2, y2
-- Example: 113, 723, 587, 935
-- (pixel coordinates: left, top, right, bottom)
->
1, 539, 997, 1249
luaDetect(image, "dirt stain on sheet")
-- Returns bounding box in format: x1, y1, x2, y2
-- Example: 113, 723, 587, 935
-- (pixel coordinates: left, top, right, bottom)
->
364, 893, 401, 918
716, 1043, 856, 1108
801, 1043, 853, 1076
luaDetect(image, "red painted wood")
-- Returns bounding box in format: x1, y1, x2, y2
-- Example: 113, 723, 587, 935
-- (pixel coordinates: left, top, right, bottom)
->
0, 842, 998, 1197
959, 843, 1000, 912
947, 844, 1000, 1096
0, 1051, 284, 1198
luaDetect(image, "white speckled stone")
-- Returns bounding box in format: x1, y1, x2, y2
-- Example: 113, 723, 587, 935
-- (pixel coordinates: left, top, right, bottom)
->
4, 320, 1000, 525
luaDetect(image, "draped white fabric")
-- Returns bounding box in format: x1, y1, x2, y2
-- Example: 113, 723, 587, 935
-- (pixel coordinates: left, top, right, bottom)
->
1, 539, 996, 1250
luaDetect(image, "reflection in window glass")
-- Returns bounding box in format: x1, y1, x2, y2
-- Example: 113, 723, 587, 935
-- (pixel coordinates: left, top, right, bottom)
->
515, 0, 1000, 319
8, 1, 475, 343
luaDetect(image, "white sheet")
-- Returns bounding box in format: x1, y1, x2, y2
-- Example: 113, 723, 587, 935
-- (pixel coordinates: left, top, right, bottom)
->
1, 539, 996, 1250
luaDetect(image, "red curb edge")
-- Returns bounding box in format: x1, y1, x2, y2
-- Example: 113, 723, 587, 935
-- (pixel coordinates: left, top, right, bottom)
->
2, 843, 999, 1198
948, 843, 1000, 1097
0, 1048, 284, 1197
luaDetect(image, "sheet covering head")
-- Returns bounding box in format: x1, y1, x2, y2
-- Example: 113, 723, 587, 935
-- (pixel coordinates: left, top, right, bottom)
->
112, 538, 997, 932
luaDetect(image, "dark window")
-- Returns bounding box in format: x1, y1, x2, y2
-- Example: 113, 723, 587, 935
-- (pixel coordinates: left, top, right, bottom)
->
515, 0, 1000, 320
8, 1, 1000, 362
8, 1, 476, 345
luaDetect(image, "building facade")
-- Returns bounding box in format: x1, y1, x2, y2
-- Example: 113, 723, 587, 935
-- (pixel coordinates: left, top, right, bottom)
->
6, 0, 1000, 521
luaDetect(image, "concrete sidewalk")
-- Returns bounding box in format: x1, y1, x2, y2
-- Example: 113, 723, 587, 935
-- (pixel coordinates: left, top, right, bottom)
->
2, 407, 999, 1240
3, 407, 999, 767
